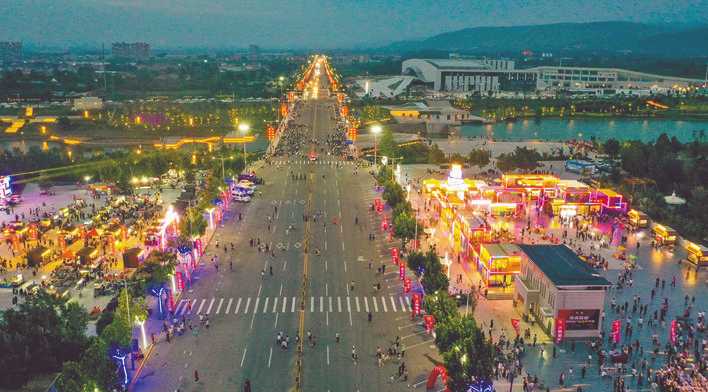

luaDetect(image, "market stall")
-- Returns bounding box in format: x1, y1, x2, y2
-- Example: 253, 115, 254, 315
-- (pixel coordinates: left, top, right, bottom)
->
685, 241, 707, 268
27, 246, 52, 268
627, 209, 649, 228
652, 224, 677, 246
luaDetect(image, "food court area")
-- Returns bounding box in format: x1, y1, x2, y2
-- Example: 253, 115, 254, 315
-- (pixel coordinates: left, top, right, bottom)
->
0, 182, 179, 310
405, 164, 707, 339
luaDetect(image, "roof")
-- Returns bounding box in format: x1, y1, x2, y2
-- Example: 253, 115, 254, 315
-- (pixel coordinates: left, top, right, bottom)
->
423, 59, 490, 71
518, 244, 611, 287
483, 243, 522, 257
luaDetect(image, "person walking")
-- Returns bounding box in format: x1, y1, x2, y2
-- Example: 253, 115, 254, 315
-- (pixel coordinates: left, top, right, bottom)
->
194, 369, 200, 383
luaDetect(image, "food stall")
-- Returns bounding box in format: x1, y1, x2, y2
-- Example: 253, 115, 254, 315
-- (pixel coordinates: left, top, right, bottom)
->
123, 247, 146, 268
652, 224, 677, 246
27, 246, 52, 268
476, 243, 521, 296
77, 246, 99, 266
685, 241, 708, 268
592, 189, 628, 214
628, 209, 649, 228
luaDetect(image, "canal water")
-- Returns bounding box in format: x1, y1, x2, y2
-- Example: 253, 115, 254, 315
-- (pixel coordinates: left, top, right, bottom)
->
461, 118, 708, 143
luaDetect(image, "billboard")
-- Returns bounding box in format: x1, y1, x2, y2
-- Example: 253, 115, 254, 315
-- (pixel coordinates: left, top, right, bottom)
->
557, 309, 600, 330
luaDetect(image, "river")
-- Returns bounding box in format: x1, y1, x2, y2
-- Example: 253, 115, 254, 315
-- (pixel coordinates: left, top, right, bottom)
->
461, 117, 708, 143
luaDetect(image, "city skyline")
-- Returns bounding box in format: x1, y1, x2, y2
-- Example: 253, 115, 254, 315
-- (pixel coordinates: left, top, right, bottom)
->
1, 0, 707, 49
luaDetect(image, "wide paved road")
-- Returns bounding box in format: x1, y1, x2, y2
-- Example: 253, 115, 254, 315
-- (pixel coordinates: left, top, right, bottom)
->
132, 69, 437, 392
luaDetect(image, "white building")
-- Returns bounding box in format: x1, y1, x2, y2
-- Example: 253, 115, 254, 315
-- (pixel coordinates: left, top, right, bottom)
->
402, 58, 702, 95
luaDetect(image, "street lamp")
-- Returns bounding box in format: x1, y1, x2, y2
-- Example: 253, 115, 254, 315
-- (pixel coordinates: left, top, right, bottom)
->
238, 123, 250, 170
371, 125, 382, 167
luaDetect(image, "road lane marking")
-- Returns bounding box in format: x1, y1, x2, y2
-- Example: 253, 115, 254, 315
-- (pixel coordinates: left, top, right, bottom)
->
405, 339, 435, 350
347, 296, 352, 326
291, 297, 296, 312
326, 345, 330, 366
196, 299, 206, 314
341, 242, 344, 251
311, 296, 315, 312
267, 347, 273, 368
240, 348, 247, 367
343, 261, 347, 272
325, 283, 328, 296
381, 296, 388, 312
325, 259, 328, 271
406, 296, 411, 311
324, 240, 327, 250
257, 284, 262, 297
373, 297, 379, 312
263, 297, 270, 313
328, 296, 332, 312
326, 311, 329, 326
399, 296, 406, 312
355, 296, 360, 312
340, 225, 343, 233
390, 296, 397, 312
234, 298, 242, 314
215, 298, 224, 314
337, 296, 342, 312
282, 297, 287, 313
283, 259, 288, 270
273, 297, 279, 313
274, 312, 279, 328
250, 299, 259, 328
243, 298, 251, 314
364, 297, 369, 313
279, 283, 283, 296
320, 296, 324, 313
225, 298, 233, 314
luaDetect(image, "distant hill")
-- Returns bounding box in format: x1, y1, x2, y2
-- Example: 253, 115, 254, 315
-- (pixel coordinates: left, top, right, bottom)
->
383, 22, 708, 56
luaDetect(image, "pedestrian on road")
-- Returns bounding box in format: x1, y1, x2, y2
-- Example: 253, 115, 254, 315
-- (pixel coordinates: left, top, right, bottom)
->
270, 266, 273, 275
230, 260, 233, 271
261, 270, 265, 279
194, 370, 199, 383
368, 312, 372, 322
243, 379, 251, 392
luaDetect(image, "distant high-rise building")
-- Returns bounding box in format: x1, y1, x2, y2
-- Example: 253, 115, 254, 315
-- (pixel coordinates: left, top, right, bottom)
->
248, 44, 260, 62
111, 42, 151, 60
0, 41, 22, 62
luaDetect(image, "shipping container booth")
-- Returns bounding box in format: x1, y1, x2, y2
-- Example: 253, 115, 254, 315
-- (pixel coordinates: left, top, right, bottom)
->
477, 243, 522, 292
591, 189, 628, 214
652, 224, 677, 246
685, 242, 708, 268
628, 209, 649, 228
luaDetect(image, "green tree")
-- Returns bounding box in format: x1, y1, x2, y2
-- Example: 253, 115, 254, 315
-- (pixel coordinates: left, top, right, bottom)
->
382, 181, 405, 210
377, 127, 397, 160
180, 207, 208, 238
428, 143, 446, 164
424, 292, 459, 325
603, 138, 621, 159
467, 149, 491, 168
393, 208, 417, 246
443, 327, 495, 391
406, 251, 426, 275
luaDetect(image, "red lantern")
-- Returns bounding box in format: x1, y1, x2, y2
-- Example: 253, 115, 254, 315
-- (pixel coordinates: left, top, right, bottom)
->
391, 248, 399, 264
412, 294, 421, 317
266, 125, 276, 141
176, 271, 184, 291
424, 315, 435, 334
403, 277, 411, 293
399, 263, 405, 280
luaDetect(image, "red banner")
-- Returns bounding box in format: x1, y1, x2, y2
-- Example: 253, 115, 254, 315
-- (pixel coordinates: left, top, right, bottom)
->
611, 319, 621, 344
424, 315, 435, 334
670, 320, 678, 345
404, 278, 411, 293
399, 264, 405, 280
176, 271, 184, 291
555, 318, 566, 344
412, 294, 421, 316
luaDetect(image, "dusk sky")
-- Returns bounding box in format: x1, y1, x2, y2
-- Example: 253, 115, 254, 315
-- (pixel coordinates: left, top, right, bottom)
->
2, 0, 707, 49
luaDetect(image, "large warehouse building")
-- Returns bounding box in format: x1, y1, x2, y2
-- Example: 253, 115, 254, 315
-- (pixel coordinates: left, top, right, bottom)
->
401, 58, 702, 95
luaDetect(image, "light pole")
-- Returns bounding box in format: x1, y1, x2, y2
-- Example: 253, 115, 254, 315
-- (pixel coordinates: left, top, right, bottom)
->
371, 125, 382, 167
238, 123, 250, 171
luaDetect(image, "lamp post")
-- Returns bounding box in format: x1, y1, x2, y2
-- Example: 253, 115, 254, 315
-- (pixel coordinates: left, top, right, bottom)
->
238, 123, 250, 170
371, 125, 382, 167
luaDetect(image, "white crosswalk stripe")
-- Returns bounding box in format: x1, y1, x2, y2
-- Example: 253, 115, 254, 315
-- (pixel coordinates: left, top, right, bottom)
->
174, 296, 413, 316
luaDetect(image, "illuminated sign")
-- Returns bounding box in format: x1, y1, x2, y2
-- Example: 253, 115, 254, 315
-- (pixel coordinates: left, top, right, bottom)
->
555, 318, 565, 343
557, 309, 600, 330
0, 176, 11, 199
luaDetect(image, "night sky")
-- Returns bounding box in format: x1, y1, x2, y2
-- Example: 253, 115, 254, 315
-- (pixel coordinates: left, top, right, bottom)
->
1, 0, 707, 48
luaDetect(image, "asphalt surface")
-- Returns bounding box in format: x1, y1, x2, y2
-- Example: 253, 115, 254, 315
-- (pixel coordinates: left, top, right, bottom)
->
132, 74, 438, 392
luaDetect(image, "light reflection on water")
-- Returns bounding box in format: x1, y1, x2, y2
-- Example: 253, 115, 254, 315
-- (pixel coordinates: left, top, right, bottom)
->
462, 118, 707, 142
